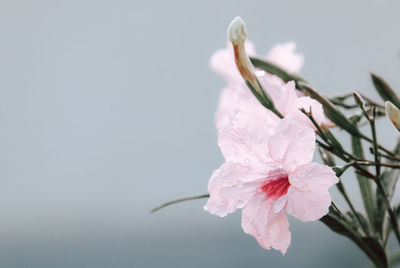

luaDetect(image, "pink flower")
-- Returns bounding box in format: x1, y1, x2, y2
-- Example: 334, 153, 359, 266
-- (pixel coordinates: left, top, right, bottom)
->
204, 115, 339, 254
210, 41, 303, 85
210, 41, 256, 85
258, 79, 328, 129
212, 41, 328, 131
267, 42, 304, 73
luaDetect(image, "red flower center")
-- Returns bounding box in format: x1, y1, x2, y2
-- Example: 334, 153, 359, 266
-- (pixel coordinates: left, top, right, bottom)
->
261, 175, 290, 199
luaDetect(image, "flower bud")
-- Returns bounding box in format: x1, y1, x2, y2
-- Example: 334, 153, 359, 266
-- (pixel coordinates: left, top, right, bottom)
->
353, 92, 366, 109
385, 101, 400, 132
227, 17, 280, 117
228, 17, 260, 94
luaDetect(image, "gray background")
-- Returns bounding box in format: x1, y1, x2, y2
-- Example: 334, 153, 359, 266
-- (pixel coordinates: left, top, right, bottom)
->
0, 0, 400, 267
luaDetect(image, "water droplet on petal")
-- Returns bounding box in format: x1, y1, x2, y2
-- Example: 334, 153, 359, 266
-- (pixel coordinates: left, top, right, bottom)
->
255, 70, 266, 77
273, 196, 287, 213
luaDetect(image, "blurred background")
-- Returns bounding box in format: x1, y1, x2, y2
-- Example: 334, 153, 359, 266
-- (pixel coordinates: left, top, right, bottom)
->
1, 0, 400, 267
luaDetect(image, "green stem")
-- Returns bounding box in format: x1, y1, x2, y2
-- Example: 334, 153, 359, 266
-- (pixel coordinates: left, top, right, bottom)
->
337, 181, 370, 235
370, 110, 381, 178
151, 193, 210, 213
355, 161, 400, 169
351, 126, 377, 234
375, 179, 400, 246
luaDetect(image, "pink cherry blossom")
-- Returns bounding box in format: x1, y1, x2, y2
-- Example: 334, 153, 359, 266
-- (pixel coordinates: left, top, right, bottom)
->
204, 115, 339, 254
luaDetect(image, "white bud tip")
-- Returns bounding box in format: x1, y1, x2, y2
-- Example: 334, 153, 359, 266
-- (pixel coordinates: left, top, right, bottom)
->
386, 101, 400, 131
228, 16, 247, 44
386, 101, 397, 116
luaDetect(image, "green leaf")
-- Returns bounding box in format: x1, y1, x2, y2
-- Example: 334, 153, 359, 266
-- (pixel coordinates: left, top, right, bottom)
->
320, 207, 354, 236
320, 124, 345, 153
298, 82, 362, 137
249, 57, 305, 85
371, 73, 400, 109
377, 140, 400, 239
318, 147, 336, 167
351, 120, 376, 233
321, 207, 388, 268
347, 211, 371, 236
362, 237, 388, 268
384, 204, 400, 244
245, 80, 283, 118
381, 141, 400, 202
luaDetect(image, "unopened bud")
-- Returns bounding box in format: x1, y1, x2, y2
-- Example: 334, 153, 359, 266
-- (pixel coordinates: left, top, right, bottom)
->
385, 101, 400, 132
353, 92, 365, 109
227, 17, 260, 93
228, 17, 247, 45
227, 17, 280, 117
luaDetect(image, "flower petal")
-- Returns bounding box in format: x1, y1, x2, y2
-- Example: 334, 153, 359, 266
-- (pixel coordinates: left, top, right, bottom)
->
204, 162, 267, 217
285, 187, 332, 222
297, 96, 326, 126
218, 109, 278, 169
241, 192, 291, 254
289, 162, 339, 192
210, 41, 256, 84
267, 81, 299, 117
266, 42, 304, 73
268, 116, 316, 171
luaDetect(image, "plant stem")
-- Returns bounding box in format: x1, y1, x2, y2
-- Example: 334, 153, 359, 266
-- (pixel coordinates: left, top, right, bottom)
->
370, 108, 381, 177
151, 193, 210, 213
375, 179, 400, 246
355, 161, 400, 169
362, 134, 400, 159
337, 181, 370, 235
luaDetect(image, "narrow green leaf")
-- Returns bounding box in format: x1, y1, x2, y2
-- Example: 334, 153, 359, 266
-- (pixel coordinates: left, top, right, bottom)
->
298, 82, 362, 137
351, 120, 376, 233
321, 207, 388, 268
249, 57, 305, 85
320, 124, 345, 153
318, 148, 336, 167
371, 73, 400, 109
384, 204, 400, 244
380, 141, 400, 202
321, 210, 352, 236
362, 237, 388, 268
347, 211, 371, 235
376, 140, 400, 239
245, 80, 283, 118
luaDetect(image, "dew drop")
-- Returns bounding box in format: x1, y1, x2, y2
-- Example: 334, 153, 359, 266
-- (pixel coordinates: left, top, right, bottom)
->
255, 70, 266, 77
273, 196, 287, 213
